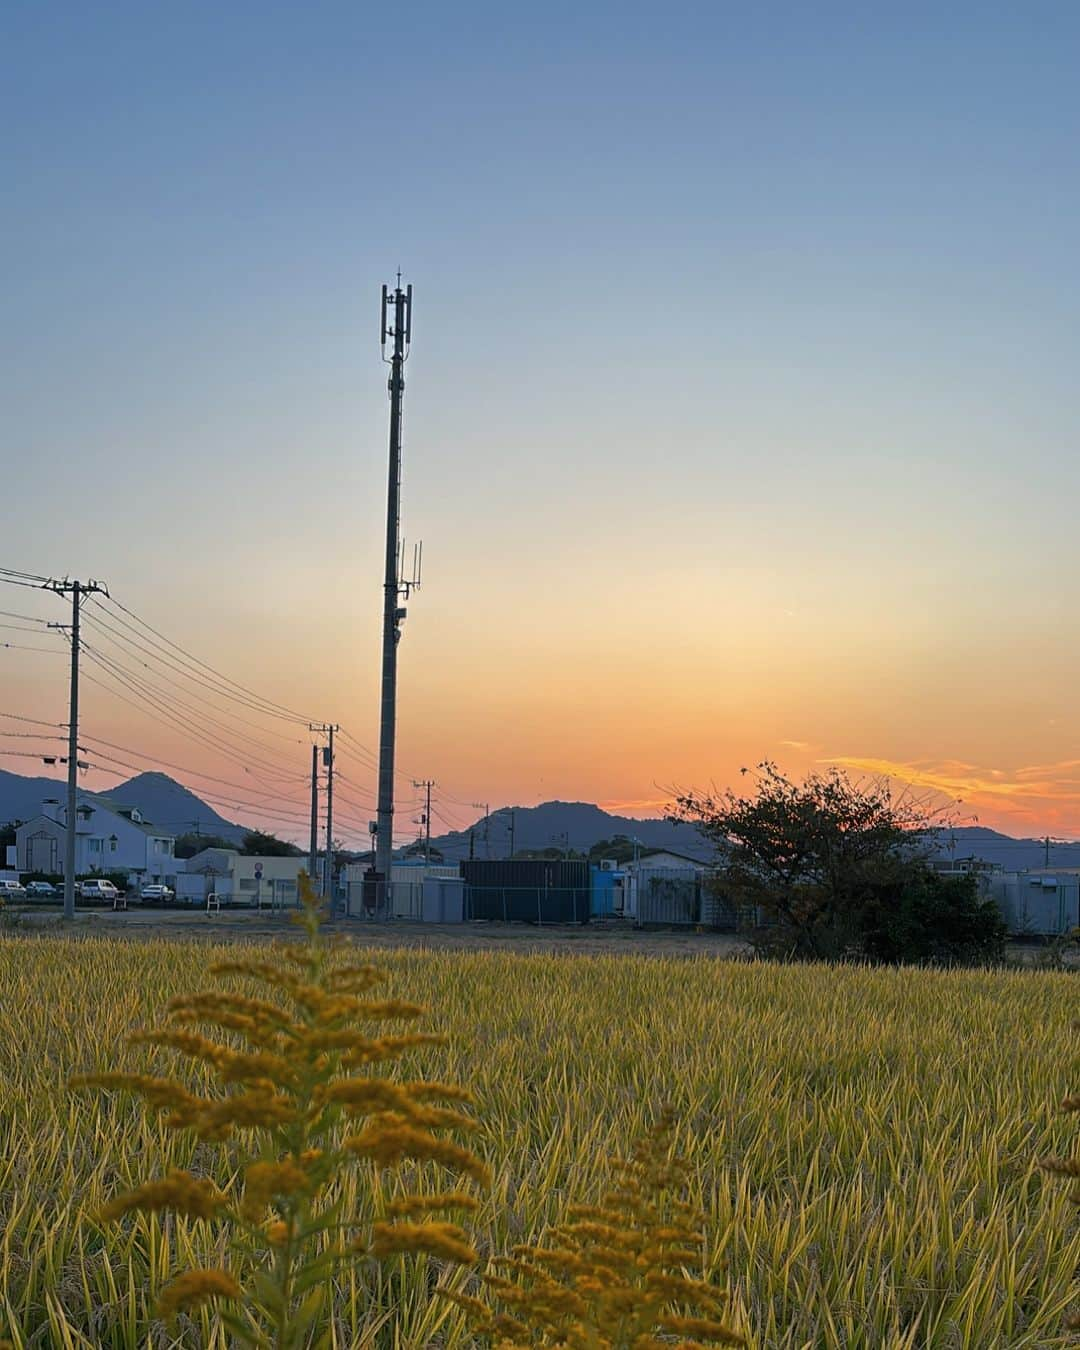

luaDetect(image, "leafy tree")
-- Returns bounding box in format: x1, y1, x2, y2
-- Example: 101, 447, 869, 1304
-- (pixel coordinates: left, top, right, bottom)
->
240, 831, 302, 858
587, 836, 639, 864
174, 833, 236, 860
859, 869, 1006, 965
0, 820, 19, 851
512, 847, 585, 860
672, 762, 1001, 964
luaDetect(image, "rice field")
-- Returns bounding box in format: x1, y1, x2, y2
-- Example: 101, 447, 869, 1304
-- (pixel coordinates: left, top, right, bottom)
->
0, 932, 1077, 1348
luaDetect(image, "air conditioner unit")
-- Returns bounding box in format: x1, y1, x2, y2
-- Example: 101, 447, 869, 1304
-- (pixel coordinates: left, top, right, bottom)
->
600, 859, 618, 872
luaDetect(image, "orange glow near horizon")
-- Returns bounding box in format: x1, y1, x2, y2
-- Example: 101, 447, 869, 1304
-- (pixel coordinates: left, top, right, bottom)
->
5, 571, 1080, 847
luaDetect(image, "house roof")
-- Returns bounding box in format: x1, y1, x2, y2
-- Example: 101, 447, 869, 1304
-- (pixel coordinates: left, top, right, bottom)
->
185, 847, 240, 874
633, 848, 707, 866
14, 814, 64, 836
76, 791, 173, 839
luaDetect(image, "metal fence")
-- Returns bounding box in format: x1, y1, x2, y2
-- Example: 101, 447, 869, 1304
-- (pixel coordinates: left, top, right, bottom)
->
338, 872, 745, 930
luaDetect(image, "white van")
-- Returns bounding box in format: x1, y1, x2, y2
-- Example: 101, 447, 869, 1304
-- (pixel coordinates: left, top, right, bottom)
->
0, 879, 27, 900
79, 879, 120, 902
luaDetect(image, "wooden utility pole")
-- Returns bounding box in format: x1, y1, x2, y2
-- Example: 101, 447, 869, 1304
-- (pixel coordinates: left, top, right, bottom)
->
47, 577, 108, 920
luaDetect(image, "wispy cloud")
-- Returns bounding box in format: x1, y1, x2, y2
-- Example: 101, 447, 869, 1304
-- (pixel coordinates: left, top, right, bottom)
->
597, 796, 672, 817
819, 754, 1080, 835
779, 739, 815, 752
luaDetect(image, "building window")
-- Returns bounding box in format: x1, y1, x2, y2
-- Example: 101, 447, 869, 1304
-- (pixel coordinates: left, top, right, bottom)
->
88, 839, 101, 855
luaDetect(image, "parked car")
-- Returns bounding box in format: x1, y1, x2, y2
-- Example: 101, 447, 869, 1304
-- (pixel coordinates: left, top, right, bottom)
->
25, 881, 57, 898
140, 884, 174, 903
78, 879, 120, 903
0, 879, 27, 900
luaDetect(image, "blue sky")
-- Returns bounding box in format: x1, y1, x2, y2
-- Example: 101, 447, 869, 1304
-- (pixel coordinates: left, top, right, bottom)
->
4, 2, 1080, 835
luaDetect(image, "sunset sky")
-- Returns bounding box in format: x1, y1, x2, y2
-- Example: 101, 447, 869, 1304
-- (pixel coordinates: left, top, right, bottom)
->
4, 3, 1080, 844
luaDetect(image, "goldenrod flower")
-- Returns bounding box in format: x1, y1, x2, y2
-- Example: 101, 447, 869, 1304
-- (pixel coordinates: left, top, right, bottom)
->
100, 1169, 226, 1222
75, 869, 485, 1344
347, 1118, 491, 1185
241, 1159, 311, 1218
461, 1110, 744, 1348
387, 1190, 480, 1217
370, 1220, 477, 1265
157, 1268, 241, 1320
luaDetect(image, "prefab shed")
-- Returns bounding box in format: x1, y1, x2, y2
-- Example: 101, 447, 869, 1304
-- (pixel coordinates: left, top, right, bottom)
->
462, 859, 590, 924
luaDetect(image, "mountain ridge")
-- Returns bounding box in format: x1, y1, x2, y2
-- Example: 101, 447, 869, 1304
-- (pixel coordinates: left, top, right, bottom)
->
3, 768, 1078, 870
0, 768, 245, 843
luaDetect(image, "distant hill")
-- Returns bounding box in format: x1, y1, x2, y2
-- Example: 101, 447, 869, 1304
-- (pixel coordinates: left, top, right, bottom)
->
427, 800, 714, 862
429, 803, 1080, 871
925, 825, 1080, 872
99, 772, 246, 843
0, 768, 245, 843
0, 767, 71, 826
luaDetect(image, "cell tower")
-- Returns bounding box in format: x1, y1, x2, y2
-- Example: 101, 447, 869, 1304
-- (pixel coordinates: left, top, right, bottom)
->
374, 276, 420, 911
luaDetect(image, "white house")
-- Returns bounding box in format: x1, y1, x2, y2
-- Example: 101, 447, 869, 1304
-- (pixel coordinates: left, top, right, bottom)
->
15, 793, 176, 882
176, 849, 315, 908
620, 850, 708, 925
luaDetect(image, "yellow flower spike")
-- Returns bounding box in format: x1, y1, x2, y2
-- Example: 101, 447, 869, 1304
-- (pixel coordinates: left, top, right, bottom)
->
241, 1159, 311, 1217
99, 1169, 227, 1223
370, 1220, 477, 1265
386, 1190, 480, 1218
157, 1268, 242, 1320
73, 868, 485, 1344
464, 1111, 744, 1348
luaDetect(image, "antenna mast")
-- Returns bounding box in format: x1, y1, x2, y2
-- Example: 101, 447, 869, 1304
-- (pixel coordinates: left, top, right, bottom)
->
375, 277, 418, 913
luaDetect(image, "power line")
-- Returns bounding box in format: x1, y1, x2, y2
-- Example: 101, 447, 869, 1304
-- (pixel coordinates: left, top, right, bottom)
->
0, 711, 62, 728
0, 621, 55, 635
79, 640, 308, 780
80, 607, 312, 751
77, 650, 304, 787
83, 600, 315, 737
99, 593, 319, 725
78, 732, 312, 800
0, 566, 52, 589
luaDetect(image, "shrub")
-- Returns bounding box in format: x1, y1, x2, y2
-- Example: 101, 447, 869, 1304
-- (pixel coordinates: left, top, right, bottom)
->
857, 869, 1007, 966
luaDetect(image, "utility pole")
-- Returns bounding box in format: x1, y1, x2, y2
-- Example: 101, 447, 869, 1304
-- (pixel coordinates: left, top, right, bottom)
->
1045, 835, 1052, 868
472, 803, 490, 859
308, 743, 319, 886
324, 726, 338, 903
308, 723, 337, 900
509, 808, 516, 860
375, 276, 419, 915
413, 780, 434, 864
47, 577, 108, 920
